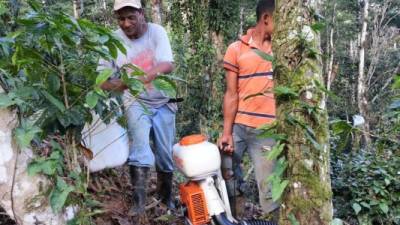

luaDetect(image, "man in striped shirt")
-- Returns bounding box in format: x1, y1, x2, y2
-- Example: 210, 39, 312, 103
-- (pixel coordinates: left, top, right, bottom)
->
218, 0, 279, 219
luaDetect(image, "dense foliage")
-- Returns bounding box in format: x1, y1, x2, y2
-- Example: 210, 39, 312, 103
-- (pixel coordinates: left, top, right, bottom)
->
332, 150, 400, 225
0, 0, 399, 224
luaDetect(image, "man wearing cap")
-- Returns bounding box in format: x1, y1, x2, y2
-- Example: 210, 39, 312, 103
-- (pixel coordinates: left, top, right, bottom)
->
98, 0, 176, 221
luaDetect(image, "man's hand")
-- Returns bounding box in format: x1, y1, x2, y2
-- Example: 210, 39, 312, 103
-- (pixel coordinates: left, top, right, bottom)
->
218, 134, 234, 154
100, 78, 128, 92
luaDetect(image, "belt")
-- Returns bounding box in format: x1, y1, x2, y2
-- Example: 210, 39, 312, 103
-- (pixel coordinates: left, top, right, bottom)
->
167, 98, 184, 103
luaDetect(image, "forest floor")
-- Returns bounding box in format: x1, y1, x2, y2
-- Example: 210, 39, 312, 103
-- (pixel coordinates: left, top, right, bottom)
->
0, 165, 263, 225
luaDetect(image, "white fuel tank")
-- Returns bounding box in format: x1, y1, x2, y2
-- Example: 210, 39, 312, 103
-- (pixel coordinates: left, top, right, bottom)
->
173, 134, 221, 180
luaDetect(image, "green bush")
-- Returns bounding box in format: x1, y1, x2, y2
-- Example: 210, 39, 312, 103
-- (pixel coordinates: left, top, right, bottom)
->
331, 150, 400, 225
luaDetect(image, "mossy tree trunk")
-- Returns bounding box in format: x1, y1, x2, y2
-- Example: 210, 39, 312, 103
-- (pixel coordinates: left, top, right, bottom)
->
273, 0, 333, 224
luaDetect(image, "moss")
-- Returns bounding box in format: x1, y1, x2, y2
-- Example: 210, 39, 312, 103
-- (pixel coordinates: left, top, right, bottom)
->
290, 163, 332, 212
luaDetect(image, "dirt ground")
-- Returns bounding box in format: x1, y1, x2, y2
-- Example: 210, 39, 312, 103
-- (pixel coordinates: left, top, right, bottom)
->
0, 165, 263, 225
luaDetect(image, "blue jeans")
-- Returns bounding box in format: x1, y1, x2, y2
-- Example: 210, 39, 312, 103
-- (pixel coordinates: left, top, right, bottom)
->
126, 102, 176, 172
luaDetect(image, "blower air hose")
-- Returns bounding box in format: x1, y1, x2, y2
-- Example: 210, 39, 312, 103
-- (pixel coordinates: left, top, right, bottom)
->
213, 213, 277, 225
239, 220, 277, 225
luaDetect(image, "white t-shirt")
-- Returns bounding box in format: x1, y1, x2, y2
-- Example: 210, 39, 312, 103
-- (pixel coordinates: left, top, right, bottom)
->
98, 23, 174, 109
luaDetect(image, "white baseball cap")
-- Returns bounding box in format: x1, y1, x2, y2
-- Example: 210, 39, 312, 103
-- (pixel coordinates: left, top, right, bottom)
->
114, 0, 142, 11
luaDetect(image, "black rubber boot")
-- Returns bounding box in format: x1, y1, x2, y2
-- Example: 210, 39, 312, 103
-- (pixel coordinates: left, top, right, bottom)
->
157, 171, 175, 209
129, 166, 149, 216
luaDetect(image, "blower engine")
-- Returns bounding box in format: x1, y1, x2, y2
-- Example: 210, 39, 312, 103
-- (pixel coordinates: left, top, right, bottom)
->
173, 134, 277, 225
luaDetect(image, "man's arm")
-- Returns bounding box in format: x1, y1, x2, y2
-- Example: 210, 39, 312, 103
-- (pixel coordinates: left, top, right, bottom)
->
218, 70, 238, 153
141, 61, 174, 83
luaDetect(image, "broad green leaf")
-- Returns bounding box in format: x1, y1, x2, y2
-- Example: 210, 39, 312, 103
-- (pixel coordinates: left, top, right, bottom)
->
271, 179, 289, 201
330, 120, 353, 135
392, 74, 400, 89
94, 87, 106, 97
257, 131, 287, 141
27, 0, 41, 11
352, 202, 362, 215
331, 218, 343, 225
112, 38, 127, 56
152, 76, 177, 98
0, 2, 7, 16
0, 93, 15, 108
274, 157, 288, 177
121, 72, 145, 92
288, 213, 299, 225
95, 68, 113, 86
274, 86, 299, 99
311, 22, 326, 32
47, 75, 61, 93
253, 49, 274, 62
50, 177, 74, 213
121, 63, 145, 77
41, 90, 66, 112
360, 202, 370, 209
85, 91, 99, 109
14, 124, 41, 148
27, 158, 58, 176
266, 142, 285, 160
379, 203, 389, 214
105, 42, 118, 59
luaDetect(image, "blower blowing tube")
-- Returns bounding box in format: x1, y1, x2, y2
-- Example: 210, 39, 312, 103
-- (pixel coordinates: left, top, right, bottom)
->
213, 213, 277, 225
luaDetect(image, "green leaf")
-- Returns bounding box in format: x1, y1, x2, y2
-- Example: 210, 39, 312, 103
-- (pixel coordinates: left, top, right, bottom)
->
379, 203, 389, 214
352, 202, 362, 215
288, 213, 299, 225
253, 49, 274, 62
274, 86, 299, 99
14, 123, 41, 148
330, 120, 353, 135
392, 74, 400, 89
266, 142, 285, 160
271, 179, 289, 201
94, 86, 106, 97
47, 75, 61, 93
41, 90, 66, 112
311, 22, 326, 32
27, 0, 41, 11
96, 68, 113, 86
331, 218, 344, 225
0, 93, 16, 108
27, 158, 58, 176
105, 42, 118, 59
121, 64, 146, 77
0, 2, 7, 16
121, 73, 145, 94
111, 37, 127, 56
85, 91, 99, 109
360, 202, 370, 209
152, 76, 177, 98
50, 177, 74, 213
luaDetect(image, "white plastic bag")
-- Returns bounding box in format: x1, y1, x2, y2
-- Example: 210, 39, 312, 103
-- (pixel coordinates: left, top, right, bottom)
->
82, 114, 129, 172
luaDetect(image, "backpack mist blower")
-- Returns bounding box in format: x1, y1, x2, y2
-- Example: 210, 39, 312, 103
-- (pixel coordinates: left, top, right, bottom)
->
173, 134, 277, 225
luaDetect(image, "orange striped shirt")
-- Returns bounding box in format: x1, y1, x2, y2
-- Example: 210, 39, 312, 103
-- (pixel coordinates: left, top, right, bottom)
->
223, 28, 275, 128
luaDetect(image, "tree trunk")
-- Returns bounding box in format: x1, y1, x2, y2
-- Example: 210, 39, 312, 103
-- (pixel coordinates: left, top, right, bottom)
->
73, 0, 80, 19
238, 5, 244, 37
151, 0, 162, 24
0, 90, 65, 225
273, 0, 333, 224
357, 0, 371, 146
